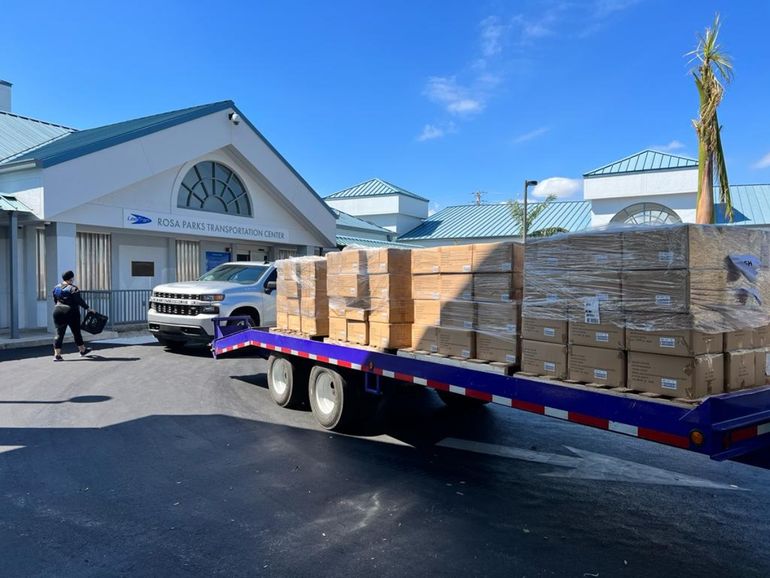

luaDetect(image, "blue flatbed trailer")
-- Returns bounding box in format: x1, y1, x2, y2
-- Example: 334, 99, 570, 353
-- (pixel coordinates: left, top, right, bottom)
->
212, 317, 770, 470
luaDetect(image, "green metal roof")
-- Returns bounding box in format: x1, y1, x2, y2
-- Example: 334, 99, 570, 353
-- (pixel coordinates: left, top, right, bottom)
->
0, 111, 74, 164
336, 235, 420, 248
398, 201, 591, 241
715, 184, 770, 225
325, 178, 429, 202
332, 208, 392, 234
0, 194, 33, 212
584, 149, 698, 177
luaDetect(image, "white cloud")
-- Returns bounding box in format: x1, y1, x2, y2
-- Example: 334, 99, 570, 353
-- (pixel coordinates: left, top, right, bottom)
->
650, 139, 685, 153
531, 177, 582, 199
424, 76, 485, 117
752, 151, 770, 169
480, 16, 506, 57
428, 202, 442, 216
514, 126, 550, 144
416, 122, 456, 142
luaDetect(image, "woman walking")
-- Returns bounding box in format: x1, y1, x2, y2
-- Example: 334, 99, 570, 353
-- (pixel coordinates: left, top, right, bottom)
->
52, 270, 92, 361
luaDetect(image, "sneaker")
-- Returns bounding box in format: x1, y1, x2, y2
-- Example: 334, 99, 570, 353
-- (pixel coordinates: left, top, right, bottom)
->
53, 355, 63, 362
80, 348, 92, 357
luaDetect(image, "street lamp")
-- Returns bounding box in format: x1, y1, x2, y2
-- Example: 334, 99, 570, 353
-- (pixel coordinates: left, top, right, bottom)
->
522, 179, 539, 242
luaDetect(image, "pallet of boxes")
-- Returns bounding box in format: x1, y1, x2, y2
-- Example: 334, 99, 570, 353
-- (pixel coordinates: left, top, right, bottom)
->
275, 256, 329, 337
520, 224, 770, 401
410, 242, 523, 372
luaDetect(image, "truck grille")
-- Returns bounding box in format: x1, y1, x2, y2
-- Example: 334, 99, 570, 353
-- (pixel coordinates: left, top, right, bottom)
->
154, 292, 196, 300
152, 303, 200, 316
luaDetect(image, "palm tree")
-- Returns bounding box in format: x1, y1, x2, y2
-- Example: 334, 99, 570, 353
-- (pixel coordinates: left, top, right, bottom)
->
688, 13, 734, 224
508, 193, 557, 236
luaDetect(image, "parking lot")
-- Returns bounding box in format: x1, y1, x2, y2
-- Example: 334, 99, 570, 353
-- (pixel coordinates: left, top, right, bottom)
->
1, 336, 769, 577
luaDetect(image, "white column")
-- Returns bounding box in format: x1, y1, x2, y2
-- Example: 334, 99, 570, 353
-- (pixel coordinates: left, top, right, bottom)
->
45, 222, 77, 331
21, 225, 38, 329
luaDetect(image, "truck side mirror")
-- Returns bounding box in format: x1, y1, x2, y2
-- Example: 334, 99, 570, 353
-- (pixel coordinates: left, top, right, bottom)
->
265, 281, 277, 294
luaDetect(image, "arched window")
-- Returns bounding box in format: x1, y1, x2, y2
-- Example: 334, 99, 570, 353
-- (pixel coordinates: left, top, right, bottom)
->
177, 161, 252, 217
610, 202, 681, 225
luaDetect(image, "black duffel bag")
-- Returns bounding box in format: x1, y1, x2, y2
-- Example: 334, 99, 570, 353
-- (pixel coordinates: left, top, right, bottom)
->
82, 310, 109, 335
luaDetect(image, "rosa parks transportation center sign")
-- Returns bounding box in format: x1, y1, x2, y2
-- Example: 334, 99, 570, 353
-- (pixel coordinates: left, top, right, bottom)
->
122, 209, 289, 242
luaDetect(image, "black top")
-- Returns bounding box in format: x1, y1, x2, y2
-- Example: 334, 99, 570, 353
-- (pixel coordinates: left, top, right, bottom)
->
52, 283, 89, 310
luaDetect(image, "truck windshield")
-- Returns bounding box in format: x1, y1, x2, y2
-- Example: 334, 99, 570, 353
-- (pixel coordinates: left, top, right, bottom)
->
198, 264, 268, 285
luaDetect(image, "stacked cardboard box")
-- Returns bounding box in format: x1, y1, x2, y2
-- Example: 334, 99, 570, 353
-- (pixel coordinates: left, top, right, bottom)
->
521, 224, 770, 398
327, 248, 413, 348
275, 257, 328, 336
411, 247, 441, 352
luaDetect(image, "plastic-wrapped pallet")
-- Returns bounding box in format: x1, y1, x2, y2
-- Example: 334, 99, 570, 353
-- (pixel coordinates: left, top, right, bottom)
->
275, 256, 329, 336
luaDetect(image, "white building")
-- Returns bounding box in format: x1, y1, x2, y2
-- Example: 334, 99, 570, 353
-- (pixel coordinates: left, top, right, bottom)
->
0, 82, 336, 337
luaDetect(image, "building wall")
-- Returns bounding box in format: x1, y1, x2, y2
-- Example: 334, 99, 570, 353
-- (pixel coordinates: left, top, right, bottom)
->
590, 192, 697, 226
325, 195, 398, 217
583, 168, 697, 200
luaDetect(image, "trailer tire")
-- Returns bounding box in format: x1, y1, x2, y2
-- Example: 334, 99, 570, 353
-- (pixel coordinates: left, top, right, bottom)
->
308, 365, 355, 431
437, 390, 489, 409
267, 354, 309, 408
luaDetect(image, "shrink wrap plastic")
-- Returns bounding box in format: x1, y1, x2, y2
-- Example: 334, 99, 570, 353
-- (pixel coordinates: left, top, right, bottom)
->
276, 256, 328, 333
522, 224, 770, 333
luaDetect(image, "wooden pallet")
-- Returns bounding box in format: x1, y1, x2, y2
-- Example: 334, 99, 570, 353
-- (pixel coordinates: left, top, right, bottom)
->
397, 348, 517, 375
322, 338, 398, 354
269, 327, 327, 340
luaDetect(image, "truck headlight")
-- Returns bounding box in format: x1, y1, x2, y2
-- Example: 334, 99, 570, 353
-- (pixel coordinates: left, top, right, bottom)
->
201, 294, 225, 302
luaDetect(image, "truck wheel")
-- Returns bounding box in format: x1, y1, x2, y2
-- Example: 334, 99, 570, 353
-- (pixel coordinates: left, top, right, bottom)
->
437, 390, 489, 409
308, 366, 356, 431
267, 354, 308, 408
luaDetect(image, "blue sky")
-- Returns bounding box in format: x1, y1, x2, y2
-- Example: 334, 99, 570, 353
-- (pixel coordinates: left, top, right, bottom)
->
2, 0, 769, 212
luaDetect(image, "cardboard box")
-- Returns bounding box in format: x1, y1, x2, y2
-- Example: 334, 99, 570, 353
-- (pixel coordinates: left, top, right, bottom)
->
344, 306, 368, 321
276, 258, 299, 279
368, 300, 414, 323
568, 271, 622, 312
521, 340, 568, 379
332, 274, 368, 299
346, 320, 368, 345
725, 329, 755, 351
412, 247, 441, 274
276, 294, 288, 314
524, 236, 567, 270
472, 242, 524, 273
328, 316, 347, 341
521, 316, 568, 344
325, 251, 342, 275
440, 244, 474, 273
440, 273, 473, 301
626, 329, 722, 356
476, 302, 518, 334
438, 327, 476, 358
568, 345, 626, 387
368, 274, 412, 300
474, 273, 517, 302
627, 352, 723, 399
570, 322, 625, 350
328, 297, 346, 318
299, 258, 327, 297
568, 232, 623, 270
278, 278, 300, 298
412, 274, 441, 300
522, 271, 569, 313
756, 325, 770, 348
300, 295, 328, 318
476, 332, 517, 364
755, 348, 769, 386
301, 317, 329, 337
439, 300, 475, 329
366, 248, 412, 274
369, 322, 412, 349
339, 249, 367, 274
412, 325, 438, 352
414, 299, 441, 326
276, 311, 288, 329
285, 297, 301, 316
725, 350, 755, 392
288, 314, 302, 332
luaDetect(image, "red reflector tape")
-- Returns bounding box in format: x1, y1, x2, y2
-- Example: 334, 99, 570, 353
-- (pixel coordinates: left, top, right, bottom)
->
638, 428, 690, 449
731, 426, 758, 444
569, 412, 608, 429
510, 399, 545, 414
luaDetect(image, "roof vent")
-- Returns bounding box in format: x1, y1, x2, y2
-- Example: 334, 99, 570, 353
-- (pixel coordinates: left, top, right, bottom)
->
0, 80, 11, 112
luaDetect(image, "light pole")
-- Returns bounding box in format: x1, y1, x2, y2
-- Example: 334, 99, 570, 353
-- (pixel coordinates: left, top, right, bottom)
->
522, 179, 539, 242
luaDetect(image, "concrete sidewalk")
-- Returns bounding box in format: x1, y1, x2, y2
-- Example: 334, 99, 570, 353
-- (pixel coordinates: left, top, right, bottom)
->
0, 326, 147, 350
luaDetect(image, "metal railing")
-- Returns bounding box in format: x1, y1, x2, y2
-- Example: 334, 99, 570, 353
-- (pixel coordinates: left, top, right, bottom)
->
80, 290, 152, 328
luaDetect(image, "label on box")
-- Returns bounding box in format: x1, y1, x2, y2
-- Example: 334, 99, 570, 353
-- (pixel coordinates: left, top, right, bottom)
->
659, 337, 676, 349
505, 354, 516, 362
729, 254, 761, 282
594, 254, 609, 264
658, 251, 674, 263
461, 349, 470, 357
593, 369, 608, 380
463, 321, 473, 329
546, 293, 558, 303
544, 257, 559, 267
462, 265, 471, 272
655, 294, 671, 306
501, 263, 512, 272
462, 291, 472, 300
506, 323, 517, 333
544, 361, 556, 372
501, 293, 509, 302
595, 332, 609, 343
584, 297, 600, 325
430, 344, 438, 352
661, 378, 678, 390
596, 293, 609, 302
544, 327, 556, 337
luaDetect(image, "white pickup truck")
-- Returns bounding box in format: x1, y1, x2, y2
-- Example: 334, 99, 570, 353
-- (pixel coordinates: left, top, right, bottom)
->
148, 261, 277, 349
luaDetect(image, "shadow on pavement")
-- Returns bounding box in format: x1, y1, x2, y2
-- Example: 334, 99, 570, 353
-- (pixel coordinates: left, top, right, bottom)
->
0, 395, 112, 405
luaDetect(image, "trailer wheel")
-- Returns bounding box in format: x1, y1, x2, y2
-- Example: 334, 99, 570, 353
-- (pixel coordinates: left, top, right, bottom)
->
267, 354, 309, 408
308, 366, 355, 430
437, 390, 489, 409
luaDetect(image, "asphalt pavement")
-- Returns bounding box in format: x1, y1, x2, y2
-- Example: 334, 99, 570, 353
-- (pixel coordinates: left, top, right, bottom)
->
1, 336, 769, 577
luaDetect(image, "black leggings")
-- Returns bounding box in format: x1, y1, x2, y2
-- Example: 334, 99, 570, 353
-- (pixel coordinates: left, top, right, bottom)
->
53, 305, 83, 349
